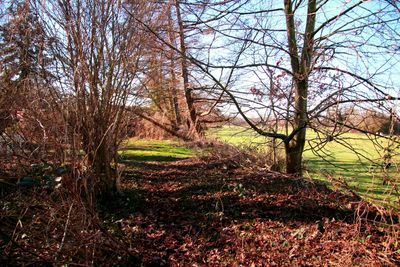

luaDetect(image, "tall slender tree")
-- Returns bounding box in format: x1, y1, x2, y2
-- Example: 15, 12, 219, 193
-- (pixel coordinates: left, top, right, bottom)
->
174, 0, 203, 139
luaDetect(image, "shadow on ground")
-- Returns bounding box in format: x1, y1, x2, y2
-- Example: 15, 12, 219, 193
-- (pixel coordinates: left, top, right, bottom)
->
305, 158, 400, 202
121, 154, 185, 162
97, 157, 399, 266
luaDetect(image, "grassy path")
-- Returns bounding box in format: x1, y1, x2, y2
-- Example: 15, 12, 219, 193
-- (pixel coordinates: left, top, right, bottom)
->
119, 139, 195, 162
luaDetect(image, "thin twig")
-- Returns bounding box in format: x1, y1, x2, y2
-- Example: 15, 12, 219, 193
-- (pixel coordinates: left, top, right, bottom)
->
55, 203, 74, 262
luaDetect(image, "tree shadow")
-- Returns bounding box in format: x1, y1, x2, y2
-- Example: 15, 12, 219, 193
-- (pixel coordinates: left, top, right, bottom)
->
305, 158, 400, 200
99, 158, 371, 264
121, 155, 186, 163
113, 159, 357, 221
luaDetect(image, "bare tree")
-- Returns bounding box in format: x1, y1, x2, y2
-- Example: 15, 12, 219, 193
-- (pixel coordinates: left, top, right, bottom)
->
33, 0, 148, 197
164, 0, 400, 175
174, 0, 204, 139
128, 0, 228, 140
136, 5, 185, 137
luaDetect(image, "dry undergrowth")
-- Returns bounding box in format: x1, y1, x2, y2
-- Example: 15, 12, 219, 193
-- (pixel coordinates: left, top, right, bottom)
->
0, 185, 139, 266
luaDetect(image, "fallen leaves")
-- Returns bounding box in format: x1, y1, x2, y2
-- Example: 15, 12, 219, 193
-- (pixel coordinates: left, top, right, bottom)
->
1, 157, 399, 266
114, 158, 400, 266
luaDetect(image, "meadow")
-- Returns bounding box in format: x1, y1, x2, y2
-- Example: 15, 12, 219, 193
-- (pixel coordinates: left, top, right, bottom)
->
208, 126, 400, 205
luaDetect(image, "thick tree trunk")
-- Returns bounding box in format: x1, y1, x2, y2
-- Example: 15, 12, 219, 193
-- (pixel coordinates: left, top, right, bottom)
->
285, 79, 308, 175
285, 128, 306, 175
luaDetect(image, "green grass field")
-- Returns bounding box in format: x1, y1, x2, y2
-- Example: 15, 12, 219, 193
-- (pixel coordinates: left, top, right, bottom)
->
119, 139, 196, 163
208, 126, 400, 205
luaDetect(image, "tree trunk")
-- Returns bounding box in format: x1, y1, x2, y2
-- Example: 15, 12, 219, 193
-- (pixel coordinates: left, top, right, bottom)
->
82, 115, 119, 198
167, 5, 182, 129
95, 149, 117, 197
174, 0, 203, 139
87, 140, 118, 198
169, 63, 182, 129
285, 79, 308, 175
285, 128, 306, 175
283, 0, 316, 176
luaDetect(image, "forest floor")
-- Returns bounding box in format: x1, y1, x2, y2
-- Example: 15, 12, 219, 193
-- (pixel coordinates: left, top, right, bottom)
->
104, 153, 400, 266
1, 144, 400, 266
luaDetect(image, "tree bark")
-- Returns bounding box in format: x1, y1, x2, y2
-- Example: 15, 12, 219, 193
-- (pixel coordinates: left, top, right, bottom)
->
285, 139, 304, 174
167, 5, 182, 128
283, 0, 316, 175
174, 0, 202, 139
88, 141, 118, 198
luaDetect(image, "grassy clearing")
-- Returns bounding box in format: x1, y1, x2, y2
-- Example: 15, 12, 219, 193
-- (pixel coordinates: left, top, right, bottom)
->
208, 126, 400, 204
119, 139, 196, 162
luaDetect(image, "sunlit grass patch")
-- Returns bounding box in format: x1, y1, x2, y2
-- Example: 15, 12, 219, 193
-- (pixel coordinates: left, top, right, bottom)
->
208, 125, 400, 205
207, 126, 267, 146
119, 139, 196, 162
